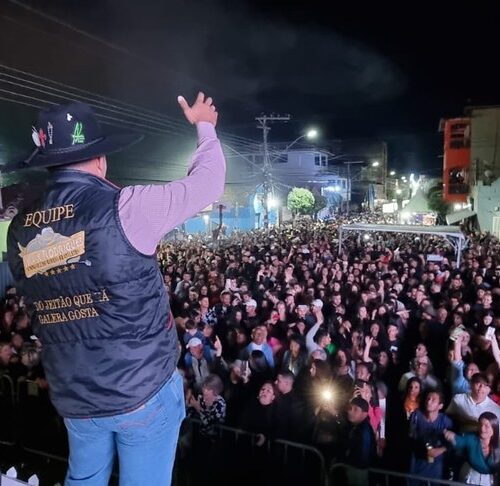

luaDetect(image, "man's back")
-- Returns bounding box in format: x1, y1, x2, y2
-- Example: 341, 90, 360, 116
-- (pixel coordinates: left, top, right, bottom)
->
343, 417, 376, 469
8, 171, 177, 418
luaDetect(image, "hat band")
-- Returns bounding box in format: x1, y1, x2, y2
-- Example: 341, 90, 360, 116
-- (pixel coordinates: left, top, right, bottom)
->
39, 136, 105, 155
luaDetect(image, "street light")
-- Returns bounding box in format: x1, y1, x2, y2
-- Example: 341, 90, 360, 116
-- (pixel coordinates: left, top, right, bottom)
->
269, 128, 319, 164
306, 129, 318, 140
267, 196, 279, 209
372, 161, 380, 167
396, 188, 402, 195
389, 170, 396, 176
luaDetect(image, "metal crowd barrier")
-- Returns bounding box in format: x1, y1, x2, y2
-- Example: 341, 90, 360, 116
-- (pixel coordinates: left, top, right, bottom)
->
0, 374, 16, 446
0, 410, 478, 486
367, 467, 472, 486
178, 419, 329, 486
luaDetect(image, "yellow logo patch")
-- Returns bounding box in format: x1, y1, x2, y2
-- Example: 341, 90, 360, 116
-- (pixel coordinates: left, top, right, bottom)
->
18, 227, 86, 278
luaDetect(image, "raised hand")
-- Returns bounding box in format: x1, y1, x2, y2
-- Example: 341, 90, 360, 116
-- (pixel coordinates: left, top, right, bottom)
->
443, 429, 456, 444
214, 335, 223, 357
177, 92, 218, 126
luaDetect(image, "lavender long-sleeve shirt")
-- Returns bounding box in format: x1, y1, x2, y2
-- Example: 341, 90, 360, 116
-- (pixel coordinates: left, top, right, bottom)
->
117, 122, 226, 255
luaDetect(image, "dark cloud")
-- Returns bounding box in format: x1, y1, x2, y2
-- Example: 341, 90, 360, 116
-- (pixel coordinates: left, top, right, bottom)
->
31, 0, 406, 113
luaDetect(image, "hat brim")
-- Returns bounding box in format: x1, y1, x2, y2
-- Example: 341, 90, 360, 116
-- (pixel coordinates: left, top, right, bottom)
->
2, 132, 143, 173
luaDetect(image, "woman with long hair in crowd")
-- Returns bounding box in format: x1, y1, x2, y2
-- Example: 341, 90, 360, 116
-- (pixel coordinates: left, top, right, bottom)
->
403, 377, 423, 419
445, 412, 500, 485
281, 334, 307, 377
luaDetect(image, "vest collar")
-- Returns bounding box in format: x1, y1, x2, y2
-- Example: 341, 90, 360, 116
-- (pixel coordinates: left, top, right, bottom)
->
49, 169, 120, 190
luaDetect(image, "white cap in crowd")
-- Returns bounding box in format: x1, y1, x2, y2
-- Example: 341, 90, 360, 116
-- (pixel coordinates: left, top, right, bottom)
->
312, 299, 323, 309
186, 337, 203, 349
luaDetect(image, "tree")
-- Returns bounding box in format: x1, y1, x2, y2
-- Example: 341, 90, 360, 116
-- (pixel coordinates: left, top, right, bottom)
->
427, 182, 450, 223
287, 187, 315, 216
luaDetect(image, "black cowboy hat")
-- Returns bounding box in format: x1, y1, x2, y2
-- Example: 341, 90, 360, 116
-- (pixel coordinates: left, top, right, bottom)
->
2, 101, 143, 172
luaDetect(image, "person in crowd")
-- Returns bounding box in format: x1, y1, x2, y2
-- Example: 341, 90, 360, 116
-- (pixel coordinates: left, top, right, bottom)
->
239, 381, 277, 447
182, 318, 206, 348
242, 325, 274, 369
0, 307, 15, 342
403, 377, 423, 419
446, 373, 500, 433
338, 397, 377, 484
281, 334, 308, 376
242, 299, 260, 330
444, 412, 500, 485
184, 335, 227, 392
0, 341, 14, 375
223, 360, 252, 426
274, 371, 298, 440
353, 379, 382, 436
449, 332, 480, 395
399, 356, 441, 392
409, 390, 453, 483
188, 374, 226, 438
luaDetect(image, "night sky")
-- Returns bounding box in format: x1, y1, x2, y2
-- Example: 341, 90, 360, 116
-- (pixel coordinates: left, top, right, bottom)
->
1, 0, 500, 184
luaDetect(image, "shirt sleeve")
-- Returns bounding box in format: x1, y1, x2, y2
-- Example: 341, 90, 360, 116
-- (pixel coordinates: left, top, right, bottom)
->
451, 360, 469, 394
306, 322, 321, 353
118, 122, 226, 254
453, 433, 471, 455
445, 396, 458, 418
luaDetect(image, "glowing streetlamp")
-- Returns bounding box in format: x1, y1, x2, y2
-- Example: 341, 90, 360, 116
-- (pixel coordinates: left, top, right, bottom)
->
396, 188, 402, 195
306, 128, 318, 140
267, 196, 280, 209
372, 161, 380, 167
389, 170, 396, 176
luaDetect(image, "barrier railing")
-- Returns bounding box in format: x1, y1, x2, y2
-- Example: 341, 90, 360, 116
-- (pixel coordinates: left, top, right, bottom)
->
0, 374, 16, 446
368, 467, 470, 486
178, 419, 328, 486
0, 406, 482, 486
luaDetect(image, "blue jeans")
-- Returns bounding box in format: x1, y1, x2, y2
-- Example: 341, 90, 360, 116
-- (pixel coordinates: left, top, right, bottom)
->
63, 371, 185, 486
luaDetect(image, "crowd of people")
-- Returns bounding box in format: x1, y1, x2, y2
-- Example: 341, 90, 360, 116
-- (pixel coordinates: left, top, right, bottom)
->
1, 213, 500, 485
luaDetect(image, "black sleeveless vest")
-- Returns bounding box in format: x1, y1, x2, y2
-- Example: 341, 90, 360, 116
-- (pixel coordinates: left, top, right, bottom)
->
7, 170, 177, 418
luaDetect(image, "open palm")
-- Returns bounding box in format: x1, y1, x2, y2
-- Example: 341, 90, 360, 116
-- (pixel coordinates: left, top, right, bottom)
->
178, 92, 218, 126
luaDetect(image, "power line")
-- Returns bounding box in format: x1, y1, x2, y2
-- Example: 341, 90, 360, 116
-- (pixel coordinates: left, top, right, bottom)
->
0, 93, 261, 187
5, 0, 257, 110
0, 66, 260, 149
0, 82, 260, 161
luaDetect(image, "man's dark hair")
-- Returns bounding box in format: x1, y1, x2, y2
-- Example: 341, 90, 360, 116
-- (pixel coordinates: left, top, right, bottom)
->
425, 388, 444, 405
184, 319, 197, 330
470, 372, 490, 386
314, 328, 329, 344
278, 370, 295, 383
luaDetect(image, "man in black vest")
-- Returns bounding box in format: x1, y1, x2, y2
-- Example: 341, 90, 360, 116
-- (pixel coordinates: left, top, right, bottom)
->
5, 92, 225, 485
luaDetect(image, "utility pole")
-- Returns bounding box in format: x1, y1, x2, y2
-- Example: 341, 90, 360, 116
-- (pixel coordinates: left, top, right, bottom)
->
342, 160, 364, 215
255, 114, 290, 229
346, 161, 351, 215
382, 141, 388, 200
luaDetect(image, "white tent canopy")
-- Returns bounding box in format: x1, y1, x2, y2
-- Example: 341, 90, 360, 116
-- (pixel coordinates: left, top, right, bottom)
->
338, 223, 467, 265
